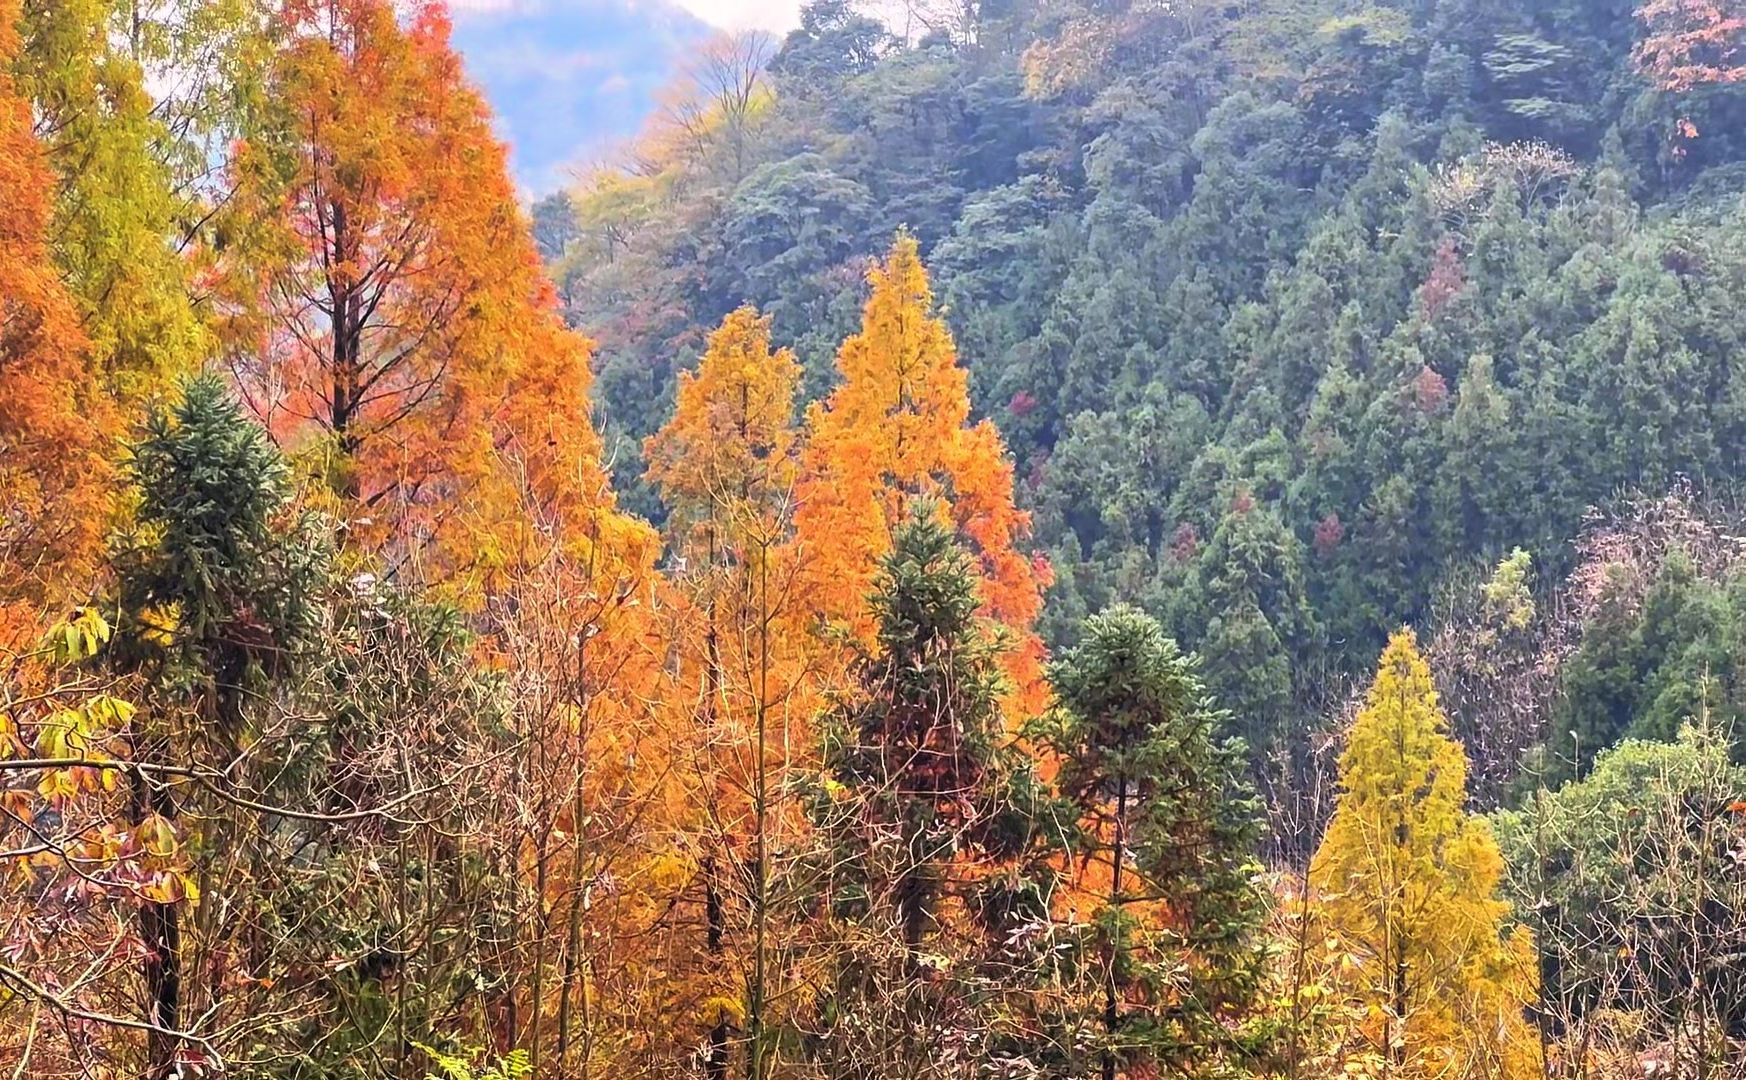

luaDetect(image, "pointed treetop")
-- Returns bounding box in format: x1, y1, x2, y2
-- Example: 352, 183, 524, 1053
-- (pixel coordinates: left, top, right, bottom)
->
797, 232, 1052, 714
646, 304, 802, 546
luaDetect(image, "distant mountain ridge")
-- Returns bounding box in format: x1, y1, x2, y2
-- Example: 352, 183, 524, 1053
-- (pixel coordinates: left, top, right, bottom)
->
450, 0, 712, 193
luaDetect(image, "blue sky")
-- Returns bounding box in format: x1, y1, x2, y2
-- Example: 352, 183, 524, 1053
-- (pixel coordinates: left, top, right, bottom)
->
447, 0, 805, 192
449, 0, 805, 32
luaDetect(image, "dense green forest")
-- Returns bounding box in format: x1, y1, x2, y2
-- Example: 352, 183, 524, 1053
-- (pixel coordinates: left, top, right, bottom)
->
549, 0, 1746, 816
5, 0, 1746, 1076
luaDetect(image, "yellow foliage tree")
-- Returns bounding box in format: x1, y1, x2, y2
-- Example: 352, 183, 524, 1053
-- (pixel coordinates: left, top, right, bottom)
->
645, 306, 822, 1080
795, 233, 1051, 714
1309, 630, 1539, 1079
15, 0, 209, 404
648, 306, 803, 552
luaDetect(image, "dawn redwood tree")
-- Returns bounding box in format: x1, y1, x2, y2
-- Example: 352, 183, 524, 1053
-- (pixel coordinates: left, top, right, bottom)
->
14, 0, 210, 404
1310, 631, 1539, 1079
795, 232, 1052, 714
0, 0, 99, 643
645, 306, 817, 1080
227, 0, 617, 588
1634, 0, 1746, 90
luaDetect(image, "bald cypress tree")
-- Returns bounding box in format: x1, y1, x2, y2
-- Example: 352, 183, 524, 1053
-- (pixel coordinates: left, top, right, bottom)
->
1311, 630, 1538, 1079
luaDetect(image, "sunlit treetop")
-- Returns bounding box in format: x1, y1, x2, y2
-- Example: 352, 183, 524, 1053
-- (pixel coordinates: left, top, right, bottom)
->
796, 233, 1052, 714
224, 0, 654, 596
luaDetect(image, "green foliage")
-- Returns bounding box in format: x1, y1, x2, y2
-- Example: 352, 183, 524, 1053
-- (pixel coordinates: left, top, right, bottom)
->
16, 0, 213, 398
1546, 554, 1746, 783
804, 502, 1062, 1075
816, 501, 1045, 938
1038, 605, 1266, 1076
116, 374, 325, 708
1496, 722, 1746, 1035
415, 1042, 533, 1080
530, 191, 580, 262
1481, 548, 1535, 634
559, 0, 1746, 788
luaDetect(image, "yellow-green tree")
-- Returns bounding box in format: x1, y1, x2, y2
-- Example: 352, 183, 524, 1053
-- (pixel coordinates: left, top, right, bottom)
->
1309, 630, 1538, 1079
15, 0, 210, 402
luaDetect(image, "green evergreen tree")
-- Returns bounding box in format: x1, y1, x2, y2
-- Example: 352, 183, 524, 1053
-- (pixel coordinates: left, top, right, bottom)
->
110, 374, 324, 1077
1038, 605, 1265, 1080
806, 501, 1055, 1078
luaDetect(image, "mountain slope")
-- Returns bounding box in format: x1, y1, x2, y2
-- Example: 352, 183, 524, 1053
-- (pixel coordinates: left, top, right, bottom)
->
548, 0, 1746, 806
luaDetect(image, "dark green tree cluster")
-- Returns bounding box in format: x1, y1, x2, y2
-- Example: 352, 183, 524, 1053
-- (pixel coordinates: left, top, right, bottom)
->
1546, 553, 1746, 782
799, 513, 1268, 1079
1496, 723, 1746, 1053
1037, 605, 1266, 1078
802, 504, 1059, 1076
552, 0, 1746, 781
86, 379, 525, 1077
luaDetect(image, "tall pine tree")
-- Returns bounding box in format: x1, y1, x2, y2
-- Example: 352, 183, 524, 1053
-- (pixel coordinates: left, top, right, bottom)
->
806, 502, 1054, 1079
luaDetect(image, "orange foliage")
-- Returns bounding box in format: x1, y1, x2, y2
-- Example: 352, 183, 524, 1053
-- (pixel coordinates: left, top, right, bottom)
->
794, 234, 1052, 713
0, 0, 103, 645
227, 0, 638, 593
647, 305, 803, 551
1634, 0, 1746, 90
646, 303, 825, 800
644, 308, 826, 1056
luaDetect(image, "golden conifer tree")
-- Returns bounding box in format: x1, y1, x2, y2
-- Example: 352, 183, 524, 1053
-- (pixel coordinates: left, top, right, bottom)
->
646, 306, 820, 1080
16, 0, 209, 406
1310, 630, 1539, 1079
795, 233, 1051, 712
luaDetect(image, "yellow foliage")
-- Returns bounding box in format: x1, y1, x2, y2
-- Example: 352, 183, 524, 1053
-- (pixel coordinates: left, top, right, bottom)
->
700, 994, 746, 1027
45, 606, 112, 664
1310, 630, 1540, 1079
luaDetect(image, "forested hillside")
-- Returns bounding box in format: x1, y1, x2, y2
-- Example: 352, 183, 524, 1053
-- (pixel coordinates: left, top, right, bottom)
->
552, 0, 1746, 809
3, 0, 1745, 1077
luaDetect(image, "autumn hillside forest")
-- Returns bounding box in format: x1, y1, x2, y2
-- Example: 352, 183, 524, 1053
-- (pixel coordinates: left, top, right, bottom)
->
4, 0, 1746, 1076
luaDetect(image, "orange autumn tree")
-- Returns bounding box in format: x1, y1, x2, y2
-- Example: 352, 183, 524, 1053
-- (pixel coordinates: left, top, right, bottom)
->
0, 0, 101, 644
219, 9, 673, 1072
795, 233, 1052, 712
227, 0, 615, 591
1634, 0, 1746, 90
645, 306, 823, 1080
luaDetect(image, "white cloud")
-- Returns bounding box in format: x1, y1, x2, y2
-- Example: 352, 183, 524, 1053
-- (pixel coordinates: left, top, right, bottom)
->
671, 0, 803, 33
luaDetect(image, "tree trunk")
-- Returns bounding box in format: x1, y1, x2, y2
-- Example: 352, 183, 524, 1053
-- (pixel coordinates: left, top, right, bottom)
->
1103, 777, 1127, 1080
131, 749, 180, 1080
705, 855, 730, 1080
